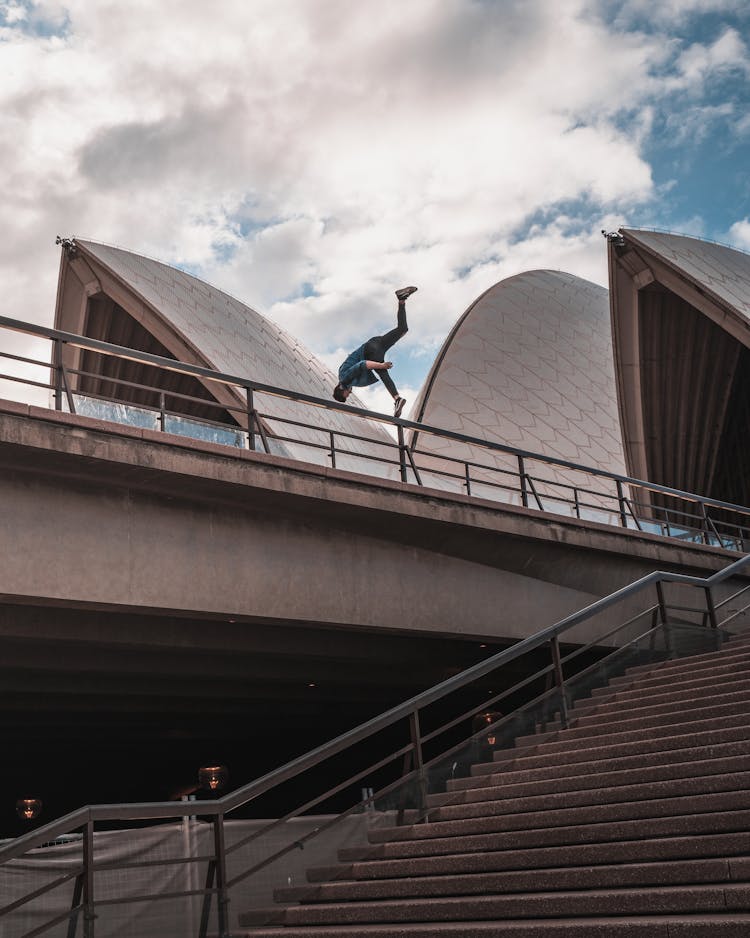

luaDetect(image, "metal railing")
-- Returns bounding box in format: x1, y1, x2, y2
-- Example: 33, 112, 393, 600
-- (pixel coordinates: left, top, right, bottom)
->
1, 551, 749, 937
1, 313, 750, 551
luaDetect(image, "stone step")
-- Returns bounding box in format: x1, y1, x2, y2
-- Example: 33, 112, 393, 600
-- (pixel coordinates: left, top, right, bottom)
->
426, 717, 750, 809
234, 913, 750, 938
444, 756, 750, 817
235, 627, 750, 935
427, 714, 750, 807
306, 830, 750, 883
604, 650, 750, 694
369, 789, 750, 845
338, 807, 750, 864
513, 680, 750, 749
240, 883, 750, 928
577, 673, 750, 717
490, 720, 750, 773
275, 855, 750, 904
608, 644, 729, 682
438, 742, 750, 820
510, 697, 750, 752
466, 736, 750, 787
498, 711, 750, 768
447, 752, 750, 802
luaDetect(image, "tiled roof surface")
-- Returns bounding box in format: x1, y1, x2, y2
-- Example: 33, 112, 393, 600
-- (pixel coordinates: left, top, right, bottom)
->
411, 271, 626, 515
623, 229, 750, 324
75, 240, 396, 472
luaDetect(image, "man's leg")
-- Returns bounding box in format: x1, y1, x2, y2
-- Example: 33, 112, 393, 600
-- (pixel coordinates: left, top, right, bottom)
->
361, 336, 400, 397
363, 287, 416, 417
378, 297, 408, 353
375, 367, 398, 398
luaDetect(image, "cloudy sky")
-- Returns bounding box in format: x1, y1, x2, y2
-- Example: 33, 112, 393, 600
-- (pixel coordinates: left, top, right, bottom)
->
1, 0, 749, 412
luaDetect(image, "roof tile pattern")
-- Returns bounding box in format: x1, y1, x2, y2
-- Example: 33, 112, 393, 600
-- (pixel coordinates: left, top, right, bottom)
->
411, 271, 626, 517
623, 229, 750, 324
75, 240, 396, 473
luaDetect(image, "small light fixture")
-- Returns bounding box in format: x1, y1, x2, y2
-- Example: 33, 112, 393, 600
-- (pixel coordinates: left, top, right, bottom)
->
472, 711, 502, 747
198, 765, 228, 793
16, 798, 43, 821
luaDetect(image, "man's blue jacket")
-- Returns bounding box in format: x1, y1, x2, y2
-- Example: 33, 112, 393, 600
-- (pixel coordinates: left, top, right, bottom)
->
338, 344, 378, 388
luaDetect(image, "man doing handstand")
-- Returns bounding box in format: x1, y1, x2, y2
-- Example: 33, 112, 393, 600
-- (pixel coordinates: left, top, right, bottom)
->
333, 286, 417, 418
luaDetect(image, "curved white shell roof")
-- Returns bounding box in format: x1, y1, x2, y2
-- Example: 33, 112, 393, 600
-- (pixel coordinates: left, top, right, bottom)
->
622, 229, 750, 327
411, 270, 626, 516
74, 240, 396, 473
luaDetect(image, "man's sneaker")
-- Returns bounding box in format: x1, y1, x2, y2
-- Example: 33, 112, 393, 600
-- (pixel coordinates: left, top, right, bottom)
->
394, 397, 406, 418
395, 286, 418, 300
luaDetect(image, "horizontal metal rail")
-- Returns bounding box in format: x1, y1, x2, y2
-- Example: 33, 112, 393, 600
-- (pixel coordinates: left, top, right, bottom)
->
4, 325, 744, 550
3, 313, 750, 521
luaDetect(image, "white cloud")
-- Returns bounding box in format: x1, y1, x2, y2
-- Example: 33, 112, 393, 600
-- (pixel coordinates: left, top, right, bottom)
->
0, 0, 745, 405
728, 218, 750, 251
673, 26, 750, 87
604, 0, 749, 27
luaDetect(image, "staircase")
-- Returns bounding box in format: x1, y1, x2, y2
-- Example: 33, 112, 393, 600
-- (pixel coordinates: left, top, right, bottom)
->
239, 630, 750, 936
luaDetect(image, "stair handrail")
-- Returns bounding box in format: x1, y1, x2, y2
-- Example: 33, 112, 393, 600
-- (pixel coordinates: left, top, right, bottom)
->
1, 550, 748, 866
3, 312, 750, 523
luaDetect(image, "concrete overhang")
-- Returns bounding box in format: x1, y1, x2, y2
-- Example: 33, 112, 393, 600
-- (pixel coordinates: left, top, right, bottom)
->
0, 398, 743, 649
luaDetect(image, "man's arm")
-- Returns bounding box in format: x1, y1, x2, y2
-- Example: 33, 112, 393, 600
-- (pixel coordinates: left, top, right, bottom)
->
365, 360, 393, 370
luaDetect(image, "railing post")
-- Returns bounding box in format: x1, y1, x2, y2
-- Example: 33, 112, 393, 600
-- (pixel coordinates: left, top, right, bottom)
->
699, 502, 712, 545
464, 462, 472, 496
246, 388, 256, 451
704, 586, 719, 630
53, 338, 63, 411
329, 431, 336, 469
573, 487, 581, 519
82, 820, 96, 938
66, 872, 84, 938
550, 635, 568, 728
616, 479, 628, 528
518, 455, 528, 508
397, 424, 408, 483
198, 860, 216, 938
656, 580, 673, 657
158, 392, 166, 433
409, 711, 428, 820
213, 814, 230, 938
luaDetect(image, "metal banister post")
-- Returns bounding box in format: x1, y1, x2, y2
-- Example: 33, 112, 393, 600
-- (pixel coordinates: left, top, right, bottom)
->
213, 814, 230, 938
699, 502, 712, 545
409, 711, 428, 819
53, 338, 63, 411
198, 861, 216, 938
246, 388, 256, 451
397, 424, 408, 483
158, 393, 166, 432
704, 586, 719, 630
66, 873, 84, 938
655, 581, 669, 626
550, 636, 568, 728
656, 581, 674, 657
329, 431, 336, 469
616, 479, 627, 527
82, 820, 96, 938
518, 455, 529, 508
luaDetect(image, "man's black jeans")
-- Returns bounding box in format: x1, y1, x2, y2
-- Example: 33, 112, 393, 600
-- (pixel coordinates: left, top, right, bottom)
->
362, 299, 408, 397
